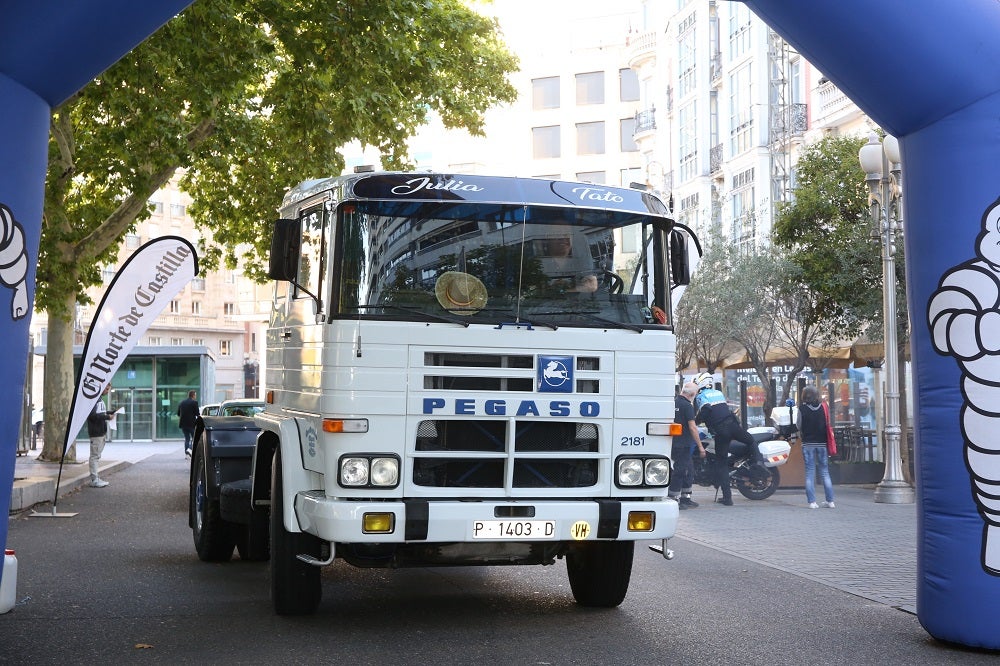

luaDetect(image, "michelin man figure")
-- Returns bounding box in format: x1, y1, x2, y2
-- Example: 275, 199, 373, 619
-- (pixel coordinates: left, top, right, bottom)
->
928, 196, 1000, 576
0, 204, 28, 321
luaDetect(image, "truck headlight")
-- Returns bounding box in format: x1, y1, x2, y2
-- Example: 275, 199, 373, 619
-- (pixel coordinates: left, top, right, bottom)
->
617, 458, 644, 486
339, 454, 401, 489
615, 455, 671, 488
644, 458, 671, 486
370, 457, 399, 487
340, 457, 370, 486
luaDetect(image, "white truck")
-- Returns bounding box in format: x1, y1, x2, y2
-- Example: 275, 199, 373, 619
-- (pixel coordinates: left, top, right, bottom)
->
238, 171, 695, 614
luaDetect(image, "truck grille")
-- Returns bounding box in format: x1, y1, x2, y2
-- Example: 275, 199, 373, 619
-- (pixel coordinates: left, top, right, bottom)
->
413, 419, 599, 489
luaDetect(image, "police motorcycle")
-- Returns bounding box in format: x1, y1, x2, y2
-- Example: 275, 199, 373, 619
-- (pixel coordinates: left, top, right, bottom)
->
692, 425, 791, 500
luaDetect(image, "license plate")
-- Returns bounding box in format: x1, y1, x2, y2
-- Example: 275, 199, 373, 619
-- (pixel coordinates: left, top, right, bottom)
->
472, 520, 556, 540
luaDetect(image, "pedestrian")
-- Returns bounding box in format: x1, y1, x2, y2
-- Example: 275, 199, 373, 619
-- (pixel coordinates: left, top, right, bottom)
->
692, 372, 757, 506
86, 384, 115, 488
796, 384, 835, 509
177, 390, 199, 458
669, 381, 705, 509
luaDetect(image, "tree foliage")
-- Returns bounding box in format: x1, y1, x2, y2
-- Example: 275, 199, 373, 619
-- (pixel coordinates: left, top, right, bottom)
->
771, 134, 903, 341
36, 0, 518, 460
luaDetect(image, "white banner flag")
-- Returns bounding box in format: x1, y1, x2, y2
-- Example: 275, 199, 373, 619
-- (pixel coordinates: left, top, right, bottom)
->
63, 236, 198, 453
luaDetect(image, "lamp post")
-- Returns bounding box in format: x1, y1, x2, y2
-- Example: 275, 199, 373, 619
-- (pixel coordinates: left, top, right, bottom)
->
859, 133, 915, 504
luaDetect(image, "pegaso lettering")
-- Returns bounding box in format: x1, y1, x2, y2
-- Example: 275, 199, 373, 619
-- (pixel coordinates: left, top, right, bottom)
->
571, 186, 624, 204
423, 398, 600, 417
390, 177, 485, 196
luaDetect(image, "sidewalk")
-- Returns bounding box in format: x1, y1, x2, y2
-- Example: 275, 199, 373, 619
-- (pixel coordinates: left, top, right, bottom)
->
10, 440, 183, 513
673, 483, 917, 614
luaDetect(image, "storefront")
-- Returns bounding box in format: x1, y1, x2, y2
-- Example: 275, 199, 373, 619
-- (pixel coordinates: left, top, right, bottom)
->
36, 345, 216, 442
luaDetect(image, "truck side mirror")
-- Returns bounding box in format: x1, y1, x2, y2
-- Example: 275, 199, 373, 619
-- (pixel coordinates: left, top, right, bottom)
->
268, 219, 300, 281
669, 229, 690, 286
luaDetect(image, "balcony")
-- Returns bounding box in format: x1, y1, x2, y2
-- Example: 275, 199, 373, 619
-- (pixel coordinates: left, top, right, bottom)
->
634, 107, 656, 135
813, 79, 863, 128
710, 143, 723, 174
625, 29, 657, 70
710, 52, 722, 86
770, 102, 808, 137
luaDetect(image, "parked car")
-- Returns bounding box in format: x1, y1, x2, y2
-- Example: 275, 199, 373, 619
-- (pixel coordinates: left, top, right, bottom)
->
217, 399, 265, 417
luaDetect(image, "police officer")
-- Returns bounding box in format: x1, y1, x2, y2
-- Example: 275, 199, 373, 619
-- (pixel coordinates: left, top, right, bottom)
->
691, 372, 756, 506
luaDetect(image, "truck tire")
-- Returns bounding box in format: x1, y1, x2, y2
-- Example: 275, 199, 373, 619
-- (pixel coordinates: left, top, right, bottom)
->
566, 541, 634, 607
191, 444, 236, 562
269, 450, 322, 615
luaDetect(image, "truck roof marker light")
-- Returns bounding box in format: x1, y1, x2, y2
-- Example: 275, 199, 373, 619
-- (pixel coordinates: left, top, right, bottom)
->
323, 418, 369, 433
647, 422, 683, 436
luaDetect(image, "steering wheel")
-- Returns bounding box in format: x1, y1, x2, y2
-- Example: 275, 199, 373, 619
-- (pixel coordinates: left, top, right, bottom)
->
602, 271, 624, 294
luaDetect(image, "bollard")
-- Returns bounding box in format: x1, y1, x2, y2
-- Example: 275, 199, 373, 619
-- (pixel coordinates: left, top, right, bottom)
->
1, 549, 17, 613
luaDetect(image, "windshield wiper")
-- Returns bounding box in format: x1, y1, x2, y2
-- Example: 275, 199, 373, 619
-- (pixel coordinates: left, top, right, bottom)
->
528, 310, 644, 333
351, 303, 470, 327
475, 308, 559, 330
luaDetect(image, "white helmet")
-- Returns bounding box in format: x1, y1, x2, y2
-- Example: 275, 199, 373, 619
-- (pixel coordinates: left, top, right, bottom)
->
693, 372, 714, 390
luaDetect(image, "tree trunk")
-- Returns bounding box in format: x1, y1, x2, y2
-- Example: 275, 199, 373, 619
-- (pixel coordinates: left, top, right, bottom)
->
38, 296, 78, 462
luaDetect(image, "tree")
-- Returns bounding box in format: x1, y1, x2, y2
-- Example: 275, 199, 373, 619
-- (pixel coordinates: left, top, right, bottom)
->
771, 134, 904, 341
675, 237, 738, 376
773, 133, 912, 475
37, 0, 518, 461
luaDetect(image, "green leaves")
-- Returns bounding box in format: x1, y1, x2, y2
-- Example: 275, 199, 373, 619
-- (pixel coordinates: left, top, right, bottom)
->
38, 0, 519, 315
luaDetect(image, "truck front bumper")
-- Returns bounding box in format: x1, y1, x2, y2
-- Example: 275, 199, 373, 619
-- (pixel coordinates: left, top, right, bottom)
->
293, 493, 678, 544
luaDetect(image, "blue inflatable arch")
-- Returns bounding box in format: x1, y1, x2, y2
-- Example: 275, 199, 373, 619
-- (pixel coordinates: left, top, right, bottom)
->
0, 0, 193, 597
744, 0, 1000, 649
0, 0, 998, 650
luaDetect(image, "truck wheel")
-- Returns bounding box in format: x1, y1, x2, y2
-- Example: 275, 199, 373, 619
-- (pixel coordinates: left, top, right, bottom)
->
270, 450, 322, 615
566, 541, 634, 607
191, 444, 236, 562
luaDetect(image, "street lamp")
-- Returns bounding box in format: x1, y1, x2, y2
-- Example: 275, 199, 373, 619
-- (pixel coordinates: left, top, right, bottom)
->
859, 133, 915, 504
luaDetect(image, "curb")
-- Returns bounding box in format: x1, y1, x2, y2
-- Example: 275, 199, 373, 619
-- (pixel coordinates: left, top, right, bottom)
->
9, 461, 130, 514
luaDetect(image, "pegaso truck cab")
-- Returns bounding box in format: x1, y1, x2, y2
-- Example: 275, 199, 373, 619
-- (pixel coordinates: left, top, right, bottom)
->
251, 171, 698, 614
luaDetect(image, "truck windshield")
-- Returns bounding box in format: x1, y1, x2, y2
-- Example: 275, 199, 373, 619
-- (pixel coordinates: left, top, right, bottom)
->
332, 200, 668, 328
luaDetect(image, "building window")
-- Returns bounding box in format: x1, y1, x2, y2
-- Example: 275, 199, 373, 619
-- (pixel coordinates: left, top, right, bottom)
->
125, 233, 141, 249
220, 340, 233, 357
226, 270, 237, 284
192, 301, 202, 315
728, 4, 753, 60
575, 71, 604, 105
575, 171, 605, 184
224, 302, 236, 315
169, 300, 180, 314
171, 337, 183, 346
191, 278, 205, 291
250, 332, 257, 353
620, 167, 643, 188
150, 201, 163, 215
191, 338, 204, 347
532, 126, 561, 159
729, 64, 753, 156
532, 76, 560, 110
620, 117, 638, 152
148, 336, 161, 346
101, 265, 115, 282
169, 203, 187, 218
576, 121, 605, 155
678, 101, 698, 182
677, 19, 697, 98
619, 68, 639, 102
731, 168, 756, 251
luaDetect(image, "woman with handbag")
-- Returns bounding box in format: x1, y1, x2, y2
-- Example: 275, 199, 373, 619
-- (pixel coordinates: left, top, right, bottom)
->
796, 384, 836, 509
